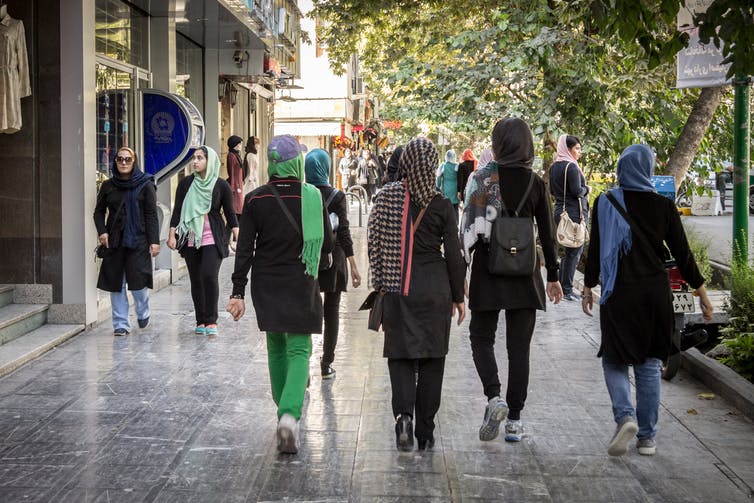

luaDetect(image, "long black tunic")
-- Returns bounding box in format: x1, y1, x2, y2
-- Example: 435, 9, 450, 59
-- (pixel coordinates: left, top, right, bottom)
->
549, 160, 589, 224
169, 175, 238, 259
231, 177, 334, 334
584, 191, 704, 364
94, 180, 159, 292
468, 167, 559, 312
382, 195, 466, 359
316, 186, 355, 293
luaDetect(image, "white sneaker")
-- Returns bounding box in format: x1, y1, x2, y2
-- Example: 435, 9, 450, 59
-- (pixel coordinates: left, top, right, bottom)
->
276, 413, 300, 454
479, 397, 509, 441
504, 419, 524, 442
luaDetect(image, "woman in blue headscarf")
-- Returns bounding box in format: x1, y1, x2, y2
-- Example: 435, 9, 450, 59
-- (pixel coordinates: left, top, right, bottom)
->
304, 148, 362, 379
582, 144, 713, 458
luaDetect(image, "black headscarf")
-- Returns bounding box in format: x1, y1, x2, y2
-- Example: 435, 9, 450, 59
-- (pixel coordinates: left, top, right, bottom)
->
491, 117, 534, 170
109, 151, 153, 249
386, 145, 404, 182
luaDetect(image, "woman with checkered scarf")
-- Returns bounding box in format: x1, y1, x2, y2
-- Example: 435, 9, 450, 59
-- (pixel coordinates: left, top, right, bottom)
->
367, 137, 466, 452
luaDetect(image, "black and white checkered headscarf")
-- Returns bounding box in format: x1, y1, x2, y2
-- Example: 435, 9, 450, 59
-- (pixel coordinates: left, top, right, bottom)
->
368, 138, 440, 294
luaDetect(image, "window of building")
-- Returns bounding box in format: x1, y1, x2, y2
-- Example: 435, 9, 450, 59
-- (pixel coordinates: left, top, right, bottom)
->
95, 0, 149, 68
176, 32, 205, 116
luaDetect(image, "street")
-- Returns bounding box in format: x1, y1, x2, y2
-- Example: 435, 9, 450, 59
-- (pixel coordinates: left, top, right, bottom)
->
682, 214, 754, 266
0, 225, 752, 502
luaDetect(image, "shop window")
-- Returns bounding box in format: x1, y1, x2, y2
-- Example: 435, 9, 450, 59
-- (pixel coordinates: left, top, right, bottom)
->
95, 0, 148, 68
176, 32, 205, 116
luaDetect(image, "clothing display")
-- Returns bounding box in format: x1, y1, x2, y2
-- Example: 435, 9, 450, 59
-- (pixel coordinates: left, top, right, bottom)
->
0, 14, 31, 134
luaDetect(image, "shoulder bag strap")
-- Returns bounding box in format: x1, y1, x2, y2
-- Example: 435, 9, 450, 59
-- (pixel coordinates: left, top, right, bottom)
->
512, 171, 536, 217
563, 163, 584, 220
268, 183, 301, 237
411, 205, 429, 237
324, 188, 339, 209
605, 192, 663, 271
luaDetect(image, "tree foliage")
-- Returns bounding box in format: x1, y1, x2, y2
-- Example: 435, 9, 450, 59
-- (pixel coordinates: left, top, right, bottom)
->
311, 0, 739, 176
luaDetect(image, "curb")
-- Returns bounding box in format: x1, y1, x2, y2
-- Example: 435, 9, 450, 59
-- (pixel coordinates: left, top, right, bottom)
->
681, 348, 754, 421
573, 272, 754, 421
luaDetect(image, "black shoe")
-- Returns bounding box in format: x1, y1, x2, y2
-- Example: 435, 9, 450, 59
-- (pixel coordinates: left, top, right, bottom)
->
417, 437, 435, 451
395, 414, 414, 452
137, 317, 150, 329
113, 328, 129, 337
321, 364, 336, 380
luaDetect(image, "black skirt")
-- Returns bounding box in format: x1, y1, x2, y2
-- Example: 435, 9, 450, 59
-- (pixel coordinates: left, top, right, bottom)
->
598, 273, 673, 365
97, 246, 153, 292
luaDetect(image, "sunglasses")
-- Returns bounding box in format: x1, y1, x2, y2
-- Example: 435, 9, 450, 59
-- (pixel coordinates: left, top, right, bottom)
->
116, 156, 133, 164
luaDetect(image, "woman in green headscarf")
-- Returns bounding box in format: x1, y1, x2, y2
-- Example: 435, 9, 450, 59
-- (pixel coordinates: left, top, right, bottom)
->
168, 146, 238, 337
227, 135, 334, 455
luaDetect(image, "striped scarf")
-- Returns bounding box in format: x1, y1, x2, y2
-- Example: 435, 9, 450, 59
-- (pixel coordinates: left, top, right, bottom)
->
367, 138, 439, 294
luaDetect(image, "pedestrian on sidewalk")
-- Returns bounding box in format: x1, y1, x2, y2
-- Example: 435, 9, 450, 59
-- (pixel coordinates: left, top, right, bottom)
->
94, 147, 160, 336
243, 136, 260, 195
457, 149, 477, 204
367, 137, 466, 452
304, 148, 362, 380
436, 149, 460, 219
549, 134, 590, 301
460, 118, 563, 443
384, 145, 404, 184
167, 146, 238, 337
226, 135, 245, 251
226, 135, 334, 454
582, 143, 713, 457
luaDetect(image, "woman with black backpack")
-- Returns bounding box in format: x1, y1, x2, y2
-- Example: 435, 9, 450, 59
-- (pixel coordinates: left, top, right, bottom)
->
304, 148, 362, 379
460, 118, 563, 444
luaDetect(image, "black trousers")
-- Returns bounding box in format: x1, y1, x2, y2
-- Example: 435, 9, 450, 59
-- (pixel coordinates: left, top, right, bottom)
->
322, 291, 341, 365
469, 309, 536, 420
387, 357, 446, 441
184, 245, 222, 325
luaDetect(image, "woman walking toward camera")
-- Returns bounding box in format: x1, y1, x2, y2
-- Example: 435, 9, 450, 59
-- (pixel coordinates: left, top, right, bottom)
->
582, 144, 713, 457
167, 146, 238, 336
94, 147, 160, 336
460, 118, 562, 443
368, 137, 466, 452
549, 134, 590, 301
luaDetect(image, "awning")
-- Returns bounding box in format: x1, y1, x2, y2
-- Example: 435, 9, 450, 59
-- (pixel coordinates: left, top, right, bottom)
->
274, 122, 341, 137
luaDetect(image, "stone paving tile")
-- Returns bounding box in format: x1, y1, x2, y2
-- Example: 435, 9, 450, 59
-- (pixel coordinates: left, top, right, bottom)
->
0, 226, 753, 501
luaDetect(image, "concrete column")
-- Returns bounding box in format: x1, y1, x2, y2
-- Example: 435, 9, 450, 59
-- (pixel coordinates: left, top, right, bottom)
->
150, 6, 179, 273
60, 0, 97, 324
203, 1, 221, 154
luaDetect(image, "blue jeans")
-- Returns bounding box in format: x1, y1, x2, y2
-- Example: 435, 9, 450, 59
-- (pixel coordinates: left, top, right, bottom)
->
111, 274, 150, 331
602, 357, 661, 440
558, 245, 583, 296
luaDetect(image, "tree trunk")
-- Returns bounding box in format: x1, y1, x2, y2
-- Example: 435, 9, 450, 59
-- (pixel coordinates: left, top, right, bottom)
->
666, 86, 725, 188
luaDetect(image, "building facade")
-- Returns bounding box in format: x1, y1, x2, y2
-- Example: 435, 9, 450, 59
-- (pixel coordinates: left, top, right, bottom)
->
0, 0, 301, 325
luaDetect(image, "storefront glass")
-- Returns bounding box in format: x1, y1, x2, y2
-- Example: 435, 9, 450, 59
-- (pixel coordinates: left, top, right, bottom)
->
176, 33, 205, 117
95, 0, 149, 68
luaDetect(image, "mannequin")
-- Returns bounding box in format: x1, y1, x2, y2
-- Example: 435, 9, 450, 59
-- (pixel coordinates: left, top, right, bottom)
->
0, 5, 7, 19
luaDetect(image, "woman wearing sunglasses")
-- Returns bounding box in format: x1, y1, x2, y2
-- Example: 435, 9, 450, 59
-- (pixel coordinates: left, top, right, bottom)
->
94, 147, 160, 336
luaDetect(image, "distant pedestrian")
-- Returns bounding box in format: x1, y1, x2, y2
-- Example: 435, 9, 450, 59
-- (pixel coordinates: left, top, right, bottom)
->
359, 149, 379, 203
549, 135, 590, 301
339, 148, 357, 189
436, 149, 460, 218
457, 149, 477, 203
582, 144, 713, 457
367, 137, 466, 452
384, 145, 404, 183
94, 147, 160, 336
167, 146, 238, 337
227, 135, 333, 454
716, 162, 733, 212
305, 149, 362, 380
460, 118, 563, 443
227, 135, 245, 249
244, 136, 260, 195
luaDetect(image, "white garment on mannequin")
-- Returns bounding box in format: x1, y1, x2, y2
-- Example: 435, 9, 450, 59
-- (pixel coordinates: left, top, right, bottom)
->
0, 13, 31, 134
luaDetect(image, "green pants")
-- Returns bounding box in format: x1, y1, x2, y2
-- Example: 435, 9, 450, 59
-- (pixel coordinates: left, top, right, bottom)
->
266, 332, 312, 420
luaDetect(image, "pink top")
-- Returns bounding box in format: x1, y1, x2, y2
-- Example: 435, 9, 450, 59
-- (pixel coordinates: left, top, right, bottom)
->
200, 216, 214, 246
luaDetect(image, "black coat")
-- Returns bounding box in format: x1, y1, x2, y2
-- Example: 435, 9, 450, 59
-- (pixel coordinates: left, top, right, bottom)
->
457, 160, 475, 201
584, 191, 704, 364
316, 186, 355, 293
94, 179, 159, 292
549, 161, 589, 224
231, 177, 334, 334
468, 167, 559, 312
169, 175, 238, 259
382, 196, 466, 359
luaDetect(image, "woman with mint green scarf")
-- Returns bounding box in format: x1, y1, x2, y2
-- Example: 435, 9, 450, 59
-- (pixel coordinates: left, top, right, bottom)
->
227, 135, 334, 454
168, 146, 238, 336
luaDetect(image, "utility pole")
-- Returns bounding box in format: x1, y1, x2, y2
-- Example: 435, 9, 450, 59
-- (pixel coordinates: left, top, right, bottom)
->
732, 74, 751, 266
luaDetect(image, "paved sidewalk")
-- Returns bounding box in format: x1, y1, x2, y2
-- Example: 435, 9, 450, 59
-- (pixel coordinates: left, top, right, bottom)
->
0, 226, 753, 502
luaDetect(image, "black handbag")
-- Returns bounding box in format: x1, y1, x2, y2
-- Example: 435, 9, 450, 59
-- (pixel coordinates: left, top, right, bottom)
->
359, 289, 386, 331
487, 172, 537, 276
